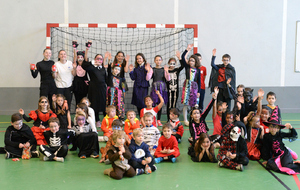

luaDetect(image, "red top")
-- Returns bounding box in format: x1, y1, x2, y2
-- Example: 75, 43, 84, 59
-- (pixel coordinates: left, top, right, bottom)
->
218, 67, 226, 82
199, 66, 207, 89
213, 114, 222, 135
154, 135, 180, 158
140, 106, 159, 127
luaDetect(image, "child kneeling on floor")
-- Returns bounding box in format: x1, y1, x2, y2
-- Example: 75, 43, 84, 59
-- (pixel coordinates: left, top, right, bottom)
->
39, 118, 74, 162
129, 128, 157, 175
104, 130, 135, 180
154, 123, 180, 163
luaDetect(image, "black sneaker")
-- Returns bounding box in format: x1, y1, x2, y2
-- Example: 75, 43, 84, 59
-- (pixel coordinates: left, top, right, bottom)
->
31, 151, 40, 158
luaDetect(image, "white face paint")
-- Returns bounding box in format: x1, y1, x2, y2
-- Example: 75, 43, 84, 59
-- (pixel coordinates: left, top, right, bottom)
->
230, 126, 241, 141
113, 67, 121, 75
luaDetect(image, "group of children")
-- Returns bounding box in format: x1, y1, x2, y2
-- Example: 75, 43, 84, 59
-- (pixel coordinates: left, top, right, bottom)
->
3, 42, 299, 179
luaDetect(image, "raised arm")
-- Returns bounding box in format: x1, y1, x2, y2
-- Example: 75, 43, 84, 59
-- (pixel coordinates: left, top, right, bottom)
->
212, 87, 219, 119
145, 63, 153, 81
84, 41, 92, 62
123, 55, 130, 73
256, 88, 264, 116
164, 65, 170, 81
211, 48, 219, 71
156, 91, 164, 111
72, 40, 79, 65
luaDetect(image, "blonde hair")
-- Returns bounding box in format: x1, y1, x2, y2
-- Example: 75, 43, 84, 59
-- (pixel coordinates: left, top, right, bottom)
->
112, 130, 126, 144
143, 112, 153, 119
132, 128, 143, 138
106, 105, 116, 114
126, 110, 136, 117
75, 110, 86, 121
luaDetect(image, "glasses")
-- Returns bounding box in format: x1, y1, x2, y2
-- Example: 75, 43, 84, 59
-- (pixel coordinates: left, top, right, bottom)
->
96, 58, 103, 60
40, 101, 48, 103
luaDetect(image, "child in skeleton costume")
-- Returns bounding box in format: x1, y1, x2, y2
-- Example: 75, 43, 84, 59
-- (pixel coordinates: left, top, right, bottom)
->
217, 126, 249, 171
154, 123, 180, 164
124, 110, 140, 140
104, 130, 136, 180
264, 91, 282, 124
71, 111, 100, 159
52, 94, 71, 129
180, 45, 201, 126
19, 96, 57, 146
167, 108, 184, 143
39, 118, 74, 162
209, 49, 236, 111
99, 120, 130, 163
142, 112, 161, 155
106, 63, 125, 120
166, 54, 184, 121
4, 113, 38, 159
189, 87, 219, 144
261, 121, 300, 175
129, 128, 157, 175
150, 55, 170, 126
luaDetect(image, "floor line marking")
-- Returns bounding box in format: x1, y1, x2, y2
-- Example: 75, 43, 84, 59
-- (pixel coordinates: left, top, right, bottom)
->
257, 160, 291, 190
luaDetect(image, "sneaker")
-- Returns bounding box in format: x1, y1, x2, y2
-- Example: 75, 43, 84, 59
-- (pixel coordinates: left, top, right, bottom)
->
96, 121, 101, 128
184, 120, 189, 126
218, 161, 224, 167
104, 159, 111, 165
171, 157, 176, 163
43, 156, 50, 161
178, 138, 181, 143
55, 157, 64, 162
31, 151, 40, 158
136, 168, 144, 175
153, 165, 157, 171
145, 164, 152, 174
154, 157, 163, 164
80, 155, 86, 159
157, 120, 163, 127
90, 152, 99, 158
236, 164, 244, 171
5, 152, 11, 159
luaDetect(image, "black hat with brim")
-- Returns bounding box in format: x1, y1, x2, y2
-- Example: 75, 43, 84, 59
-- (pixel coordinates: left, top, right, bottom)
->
263, 121, 285, 129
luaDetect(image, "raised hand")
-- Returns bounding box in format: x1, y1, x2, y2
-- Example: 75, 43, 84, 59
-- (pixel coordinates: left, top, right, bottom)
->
72, 40, 78, 49
214, 86, 219, 95
145, 63, 151, 72
104, 51, 110, 59
19, 108, 24, 115
164, 65, 169, 72
257, 88, 264, 98
85, 40, 92, 49
155, 90, 161, 95
175, 50, 181, 60
187, 44, 193, 51
125, 55, 130, 63
128, 64, 134, 72
212, 48, 216, 56
108, 52, 112, 60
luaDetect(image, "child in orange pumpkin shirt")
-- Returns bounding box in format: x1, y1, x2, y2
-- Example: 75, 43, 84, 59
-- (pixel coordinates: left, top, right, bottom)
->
124, 110, 140, 140
99, 105, 118, 141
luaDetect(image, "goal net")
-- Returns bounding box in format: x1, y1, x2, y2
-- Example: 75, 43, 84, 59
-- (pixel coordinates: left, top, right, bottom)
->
47, 23, 198, 113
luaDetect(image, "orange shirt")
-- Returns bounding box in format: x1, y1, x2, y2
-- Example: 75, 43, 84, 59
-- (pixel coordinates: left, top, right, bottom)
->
101, 115, 118, 137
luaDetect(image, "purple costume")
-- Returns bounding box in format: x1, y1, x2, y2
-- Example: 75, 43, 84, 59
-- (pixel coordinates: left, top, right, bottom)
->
129, 64, 151, 109
150, 68, 168, 106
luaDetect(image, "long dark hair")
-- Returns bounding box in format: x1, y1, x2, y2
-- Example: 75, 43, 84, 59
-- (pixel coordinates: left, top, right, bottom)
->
113, 51, 126, 68
134, 53, 146, 68
194, 133, 215, 162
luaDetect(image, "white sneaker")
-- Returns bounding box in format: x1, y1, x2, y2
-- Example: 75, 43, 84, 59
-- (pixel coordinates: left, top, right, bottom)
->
43, 156, 50, 161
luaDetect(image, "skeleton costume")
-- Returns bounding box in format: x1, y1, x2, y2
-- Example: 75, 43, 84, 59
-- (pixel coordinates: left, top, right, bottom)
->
106, 64, 125, 120
217, 126, 249, 170
166, 61, 184, 120
39, 128, 74, 160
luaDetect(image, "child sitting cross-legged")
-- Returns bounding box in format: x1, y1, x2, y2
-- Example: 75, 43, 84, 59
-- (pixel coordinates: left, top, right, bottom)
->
104, 130, 136, 180
39, 118, 74, 162
4, 113, 39, 159
129, 128, 157, 175
71, 111, 100, 159
154, 123, 180, 163
142, 112, 161, 155
99, 119, 130, 163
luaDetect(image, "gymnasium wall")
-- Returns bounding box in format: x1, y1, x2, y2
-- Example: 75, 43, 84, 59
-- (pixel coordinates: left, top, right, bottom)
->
0, 0, 300, 115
